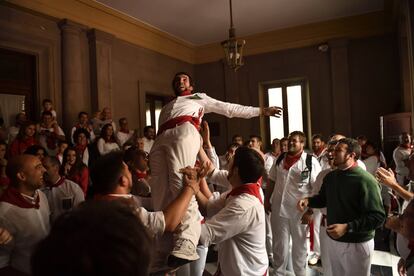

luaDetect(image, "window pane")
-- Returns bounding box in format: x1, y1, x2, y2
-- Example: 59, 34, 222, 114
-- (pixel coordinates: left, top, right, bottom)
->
268, 87, 284, 140
287, 85, 303, 133
145, 102, 151, 127
154, 100, 163, 133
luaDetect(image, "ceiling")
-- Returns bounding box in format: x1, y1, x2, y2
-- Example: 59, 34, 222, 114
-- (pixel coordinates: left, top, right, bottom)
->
96, 0, 384, 46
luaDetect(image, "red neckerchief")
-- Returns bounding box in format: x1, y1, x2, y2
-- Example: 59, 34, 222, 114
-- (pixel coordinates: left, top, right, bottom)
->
226, 182, 263, 204
0, 186, 40, 209
179, 90, 192, 96
75, 144, 87, 155
284, 151, 303, 170
135, 170, 147, 179
314, 146, 325, 157
401, 144, 412, 149
47, 176, 66, 188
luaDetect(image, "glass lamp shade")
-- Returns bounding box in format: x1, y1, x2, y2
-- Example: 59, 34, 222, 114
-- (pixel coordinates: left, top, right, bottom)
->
221, 37, 246, 71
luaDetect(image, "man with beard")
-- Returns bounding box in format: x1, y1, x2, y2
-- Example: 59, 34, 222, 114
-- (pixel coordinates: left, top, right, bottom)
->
264, 131, 321, 276
149, 72, 282, 269
298, 138, 385, 276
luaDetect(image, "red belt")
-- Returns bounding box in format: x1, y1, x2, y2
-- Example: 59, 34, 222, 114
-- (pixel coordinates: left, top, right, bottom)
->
157, 115, 200, 136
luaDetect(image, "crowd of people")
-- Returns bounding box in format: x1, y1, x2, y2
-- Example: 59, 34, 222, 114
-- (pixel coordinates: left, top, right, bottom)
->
0, 72, 412, 276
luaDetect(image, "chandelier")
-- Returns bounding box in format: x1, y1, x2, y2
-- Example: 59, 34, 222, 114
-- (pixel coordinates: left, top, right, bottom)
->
221, 0, 245, 71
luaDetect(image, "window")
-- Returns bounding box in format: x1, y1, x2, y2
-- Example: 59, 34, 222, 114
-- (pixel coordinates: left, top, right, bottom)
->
267, 81, 309, 141
145, 95, 167, 133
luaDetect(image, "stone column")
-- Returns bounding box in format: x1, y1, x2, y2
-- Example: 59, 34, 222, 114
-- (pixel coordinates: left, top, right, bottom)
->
88, 29, 114, 113
59, 19, 87, 132
329, 39, 352, 136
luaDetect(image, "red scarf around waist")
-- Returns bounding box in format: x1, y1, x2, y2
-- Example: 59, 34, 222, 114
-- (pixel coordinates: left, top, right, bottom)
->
0, 186, 39, 209
157, 115, 201, 136
284, 151, 303, 170
226, 182, 263, 204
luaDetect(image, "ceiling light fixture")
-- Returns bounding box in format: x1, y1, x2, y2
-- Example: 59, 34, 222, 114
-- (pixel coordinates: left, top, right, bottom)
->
221, 0, 245, 71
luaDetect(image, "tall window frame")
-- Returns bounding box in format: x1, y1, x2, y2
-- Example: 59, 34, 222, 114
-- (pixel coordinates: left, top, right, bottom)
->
145, 95, 168, 133
263, 79, 311, 144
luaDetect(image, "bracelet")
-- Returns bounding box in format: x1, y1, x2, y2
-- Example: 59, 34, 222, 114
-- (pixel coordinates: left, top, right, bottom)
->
186, 185, 199, 196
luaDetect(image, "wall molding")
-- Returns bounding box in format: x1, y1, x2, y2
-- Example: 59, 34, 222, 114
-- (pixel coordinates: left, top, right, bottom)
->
7, 0, 392, 64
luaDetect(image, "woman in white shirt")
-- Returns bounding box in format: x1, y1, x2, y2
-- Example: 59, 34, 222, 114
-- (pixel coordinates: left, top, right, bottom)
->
97, 124, 120, 156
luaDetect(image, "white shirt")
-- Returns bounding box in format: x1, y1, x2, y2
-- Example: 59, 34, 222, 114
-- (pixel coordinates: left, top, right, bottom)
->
219, 155, 231, 171
158, 93, 260, 127
106, 194, 165, 237
143, 137, 154, 154
264, 152, 279, 175
209, 168, 231, 191
42, 177, 85, 222
311, 168, 334, 216
362, 156, 380, 176
357, 159, 367, 171
97, 138, 120, 155
7, 126, 19, 143
269, 151, 321, 220
200, 191, 268, 276
116, 130, 134, 147
393, 146, 411, 176
0, 191, 50, 274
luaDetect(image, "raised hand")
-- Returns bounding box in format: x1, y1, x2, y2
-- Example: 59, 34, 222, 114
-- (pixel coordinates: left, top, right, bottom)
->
263, 106, 283, 118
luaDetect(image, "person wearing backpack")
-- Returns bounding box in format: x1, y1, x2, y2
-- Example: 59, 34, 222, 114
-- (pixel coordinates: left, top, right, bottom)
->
264, 131, 321, 276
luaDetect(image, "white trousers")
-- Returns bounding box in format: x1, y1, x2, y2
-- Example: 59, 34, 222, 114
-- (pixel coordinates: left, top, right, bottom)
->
176, 245, 208, 276
266, 212, 273, 258
327, 238, 374, 276
149, 123, 201, 258
319, 223, 332, 276
271, 214, 308, 276
312, 210, 321, 255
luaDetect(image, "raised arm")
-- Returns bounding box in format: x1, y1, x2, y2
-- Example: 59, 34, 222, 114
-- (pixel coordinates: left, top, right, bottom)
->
200, 93, 282, 119
376, 167, 413, 201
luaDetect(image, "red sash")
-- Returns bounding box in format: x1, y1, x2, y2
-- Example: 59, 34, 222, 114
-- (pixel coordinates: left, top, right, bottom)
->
226, 182, 263, 204
157, 115, 201, 136
0, 186, 39, 209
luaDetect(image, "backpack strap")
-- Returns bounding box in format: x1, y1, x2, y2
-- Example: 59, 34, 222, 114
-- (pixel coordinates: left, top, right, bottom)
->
306, 153, 313, 185
276, 152, 287, 167
306, 153, 313, 174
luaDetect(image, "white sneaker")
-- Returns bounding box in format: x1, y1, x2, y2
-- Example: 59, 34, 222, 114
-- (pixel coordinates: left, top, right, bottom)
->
308, 253, 319, 266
